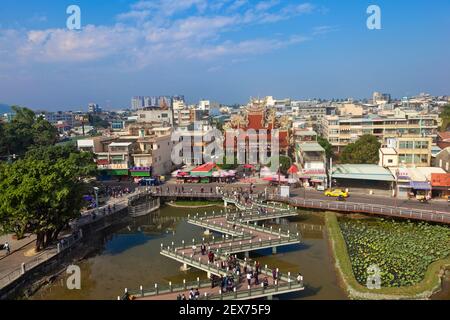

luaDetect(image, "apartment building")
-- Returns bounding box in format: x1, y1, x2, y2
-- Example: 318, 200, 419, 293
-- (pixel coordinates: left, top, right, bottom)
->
137, 107, 174, 126
379, 136, 432, 168
77, 125, 174, 178
320, 110, 438, 152
292, 128, 327, 187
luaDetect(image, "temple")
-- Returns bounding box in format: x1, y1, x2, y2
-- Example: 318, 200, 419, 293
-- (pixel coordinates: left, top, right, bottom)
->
224, 98, 290, 164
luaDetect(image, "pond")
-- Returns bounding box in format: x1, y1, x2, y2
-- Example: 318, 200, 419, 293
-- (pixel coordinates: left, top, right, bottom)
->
31, 205, 347, 300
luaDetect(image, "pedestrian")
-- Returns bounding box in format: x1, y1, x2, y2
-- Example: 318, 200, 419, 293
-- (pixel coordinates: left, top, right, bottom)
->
4, 242, 10, 255
246, 272, 252, 286
297, 273, 303, 284
189, 288, 195, 300
272, 269, 277, 284
192, 244, 197, 255
176, 294, 182, 300
181, 294, 187, 300
195, 288, 200, 299
263, 277, 269, 288
254, 271, 259, 285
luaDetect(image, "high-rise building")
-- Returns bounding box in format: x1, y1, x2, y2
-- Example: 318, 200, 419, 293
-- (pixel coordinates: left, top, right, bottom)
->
373, 92, 391, 105
88, 103, 102, 114
132, 97, 144, 110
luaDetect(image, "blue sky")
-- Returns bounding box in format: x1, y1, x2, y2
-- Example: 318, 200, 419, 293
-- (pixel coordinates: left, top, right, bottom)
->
0, 0, 449, 111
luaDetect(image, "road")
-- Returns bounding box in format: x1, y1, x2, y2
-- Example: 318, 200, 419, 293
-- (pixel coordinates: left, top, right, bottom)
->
151, 182, 449, 213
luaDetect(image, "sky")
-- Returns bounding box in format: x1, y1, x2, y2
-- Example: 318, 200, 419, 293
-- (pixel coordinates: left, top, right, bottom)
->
0, 0, 449, 111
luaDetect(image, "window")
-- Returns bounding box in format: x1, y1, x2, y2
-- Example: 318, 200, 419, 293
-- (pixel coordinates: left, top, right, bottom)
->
399, 141, 413, 149
388, 159, 393, 164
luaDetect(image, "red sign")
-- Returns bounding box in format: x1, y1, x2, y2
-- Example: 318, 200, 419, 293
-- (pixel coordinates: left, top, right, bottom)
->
431, 173, 450, 187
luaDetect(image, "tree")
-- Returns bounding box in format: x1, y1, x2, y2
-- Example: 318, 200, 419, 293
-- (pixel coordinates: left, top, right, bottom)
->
267, 155, 292, 174
440, 104, 450, 131
0, 106, 58, 157
340, 134, 381, 164
318, 136, 334, 159
0, 145, 96, 250
0, 122, 6, 156
88, 114, 109, 129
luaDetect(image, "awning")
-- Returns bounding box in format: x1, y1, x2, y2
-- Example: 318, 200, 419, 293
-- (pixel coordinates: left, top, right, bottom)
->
409, 181, 431, 190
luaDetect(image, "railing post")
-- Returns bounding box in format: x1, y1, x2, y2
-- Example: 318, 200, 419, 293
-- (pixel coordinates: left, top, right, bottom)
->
169, 281, 173, 293
248, 285, 251, 297
140, 285, 144, 297
183, 279, 186, 290
21, 263, 26, 275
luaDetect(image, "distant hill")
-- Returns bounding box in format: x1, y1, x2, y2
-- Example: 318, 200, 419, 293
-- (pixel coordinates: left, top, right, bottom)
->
0, 103, 11, 114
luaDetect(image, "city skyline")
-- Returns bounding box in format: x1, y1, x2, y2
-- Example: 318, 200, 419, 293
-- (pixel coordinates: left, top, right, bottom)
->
0, 0, 449, 110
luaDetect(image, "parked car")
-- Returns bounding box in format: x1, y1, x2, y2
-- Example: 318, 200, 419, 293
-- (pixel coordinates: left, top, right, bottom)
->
324, 189, 349, 198
316, 185, 325, 191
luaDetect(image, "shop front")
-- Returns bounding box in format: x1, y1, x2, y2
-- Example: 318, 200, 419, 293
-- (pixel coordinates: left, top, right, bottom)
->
431, 173, 450, 199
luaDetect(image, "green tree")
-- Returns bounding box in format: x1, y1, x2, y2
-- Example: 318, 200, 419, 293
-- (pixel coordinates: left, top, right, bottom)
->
0, 106, 58, 157
340, 134, 381, 164
318, 136, 334, 159
440, 104, 450, 131
88, 114, 110, 129
0, 145, 96, 250
267, 155, 292, 174
0, 122, 6, 156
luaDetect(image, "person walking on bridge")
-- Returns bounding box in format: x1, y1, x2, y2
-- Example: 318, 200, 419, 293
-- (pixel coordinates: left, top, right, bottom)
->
246, 272, 252, 287
4, 242, 10, 255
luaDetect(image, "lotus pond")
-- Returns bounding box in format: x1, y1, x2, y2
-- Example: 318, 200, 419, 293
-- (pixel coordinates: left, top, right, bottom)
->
339, 217, 450, 287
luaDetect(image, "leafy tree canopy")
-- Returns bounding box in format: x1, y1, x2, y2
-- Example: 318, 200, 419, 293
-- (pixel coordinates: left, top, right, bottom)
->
0, 144, 96, 250
318, 136, 334, 159
340, 134, 381, 164
0, 106, 58, 158
440, 104, 450, 131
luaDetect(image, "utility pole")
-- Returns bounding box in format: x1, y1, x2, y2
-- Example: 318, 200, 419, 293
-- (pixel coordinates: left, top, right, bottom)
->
329, 157, 333, 189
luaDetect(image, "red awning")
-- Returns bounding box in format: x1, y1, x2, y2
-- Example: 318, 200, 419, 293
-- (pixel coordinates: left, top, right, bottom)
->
243, 164, 255, 169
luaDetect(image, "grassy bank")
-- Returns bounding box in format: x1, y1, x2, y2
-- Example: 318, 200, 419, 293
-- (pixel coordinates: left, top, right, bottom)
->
325, 212, 450, 299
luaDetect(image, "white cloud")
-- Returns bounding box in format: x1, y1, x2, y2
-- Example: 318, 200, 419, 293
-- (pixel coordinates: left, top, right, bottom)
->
312, 25, 339, 35
0, 1, 317, 69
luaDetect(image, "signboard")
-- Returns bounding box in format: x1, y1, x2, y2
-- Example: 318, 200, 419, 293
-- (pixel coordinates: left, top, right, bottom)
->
280, 186, 290, 198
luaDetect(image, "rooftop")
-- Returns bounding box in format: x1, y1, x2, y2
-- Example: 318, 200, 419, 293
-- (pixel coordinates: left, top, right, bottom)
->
109, 142, 133, 147
332, 164, 395, 182
380, 148, 397, 155
298, 142, 325, 152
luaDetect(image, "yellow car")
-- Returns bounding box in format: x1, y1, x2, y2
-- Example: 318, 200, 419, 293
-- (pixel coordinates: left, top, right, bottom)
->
324, 189, 349, 198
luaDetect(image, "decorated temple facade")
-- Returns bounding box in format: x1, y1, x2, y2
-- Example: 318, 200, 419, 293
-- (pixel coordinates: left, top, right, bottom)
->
224, 98, 290, 164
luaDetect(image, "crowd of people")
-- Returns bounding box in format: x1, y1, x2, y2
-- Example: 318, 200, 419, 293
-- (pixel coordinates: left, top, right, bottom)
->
104, 185, 132, 198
